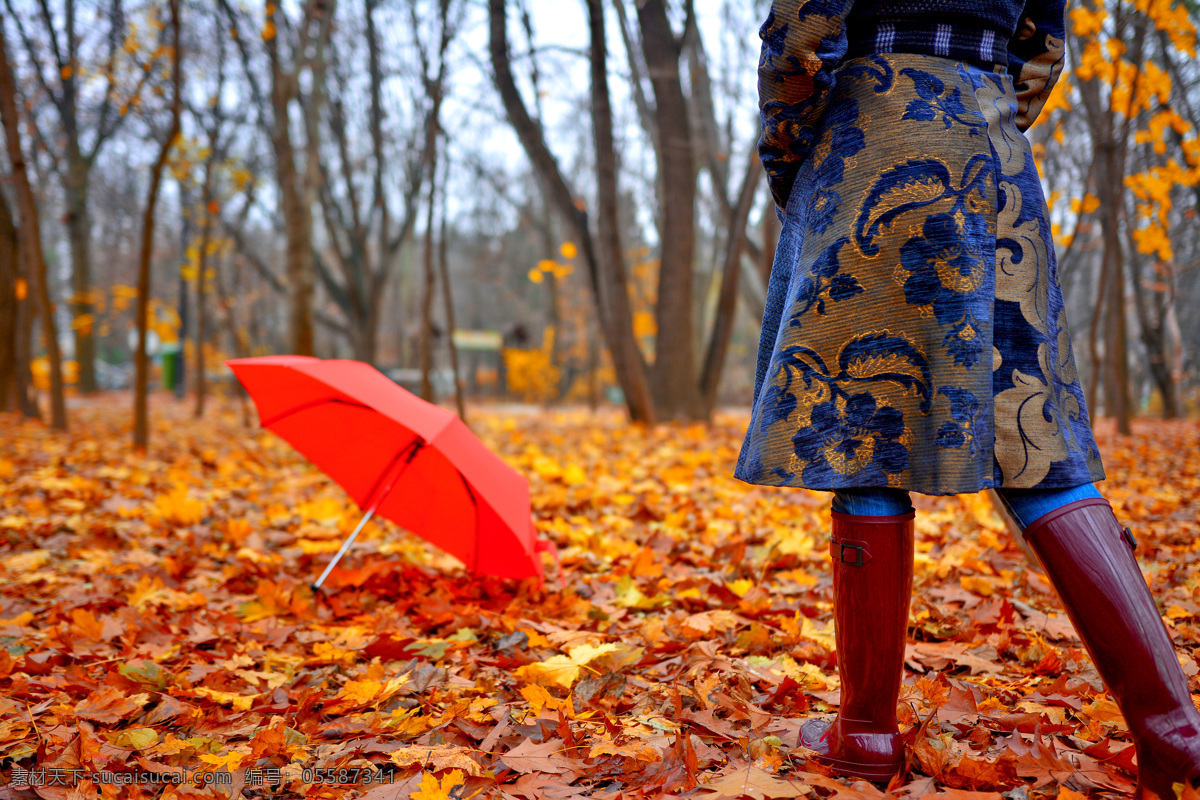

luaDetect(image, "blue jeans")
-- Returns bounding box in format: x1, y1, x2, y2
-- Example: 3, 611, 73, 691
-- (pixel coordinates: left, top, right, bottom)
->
831, 484, 1104, 530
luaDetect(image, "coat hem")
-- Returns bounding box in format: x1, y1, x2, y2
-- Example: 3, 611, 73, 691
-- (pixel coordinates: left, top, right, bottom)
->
731, 469, 1106, 497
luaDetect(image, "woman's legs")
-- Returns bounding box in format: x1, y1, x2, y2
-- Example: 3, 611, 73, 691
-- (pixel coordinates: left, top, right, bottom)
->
1000, 485, 1200, 796
799, 488, 914, 780
995, 482, 1102, 529
830, 487, 913, 517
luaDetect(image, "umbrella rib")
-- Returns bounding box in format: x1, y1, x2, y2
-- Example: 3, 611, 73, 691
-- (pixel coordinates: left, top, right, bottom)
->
259, 396, 374, 428
362, 437, 426, 511
456, 472, 480, 574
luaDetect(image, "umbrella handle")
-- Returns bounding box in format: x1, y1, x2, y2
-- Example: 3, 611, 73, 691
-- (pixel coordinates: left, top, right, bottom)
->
312, 505, 377, 591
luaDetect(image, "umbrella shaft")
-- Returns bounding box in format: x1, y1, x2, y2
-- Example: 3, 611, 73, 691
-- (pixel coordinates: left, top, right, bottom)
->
312, 506, 377, 590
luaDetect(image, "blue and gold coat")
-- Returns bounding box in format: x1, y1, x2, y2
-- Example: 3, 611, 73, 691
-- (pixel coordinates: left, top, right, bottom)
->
736, 0, 1105, 495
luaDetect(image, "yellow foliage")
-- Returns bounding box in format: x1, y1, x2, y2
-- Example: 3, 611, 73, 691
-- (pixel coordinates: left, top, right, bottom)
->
1132, 222, 1174, 261
632, 311, 657, 340
154, 485, 206, 526
1069, 194, 1099, 214
1070, 3, 1107, 37
560, 241, 578, 259
1076, 40, 1113, 83
1136, 109, 1193, 155
1136, 0, 1198, 56
503, 329, 560, 403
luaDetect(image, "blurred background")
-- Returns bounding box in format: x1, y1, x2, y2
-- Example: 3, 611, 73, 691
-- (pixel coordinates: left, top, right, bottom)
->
0, 0, 1196, 431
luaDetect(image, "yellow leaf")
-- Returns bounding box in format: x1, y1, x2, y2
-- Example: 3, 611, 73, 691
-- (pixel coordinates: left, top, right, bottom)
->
192, 687, 258, 712
521, 683, 563, 714
562, 464, 587, 486
410, 769, 473, 800
726, 579, 754, 597
154, 485, 206, 526
330, 676, 408, 710
515, 642, 621, 690
800, 617, 836, 650
107, 728, 158, 750
1082, 696, 1126, 727
559, 241, 578, 259
197, 751, 251, 770
527, 267, 544, 284
960, 574, 995, 596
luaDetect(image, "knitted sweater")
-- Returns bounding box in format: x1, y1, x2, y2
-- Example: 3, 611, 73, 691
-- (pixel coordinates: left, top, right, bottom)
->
758, 0, 1067, 209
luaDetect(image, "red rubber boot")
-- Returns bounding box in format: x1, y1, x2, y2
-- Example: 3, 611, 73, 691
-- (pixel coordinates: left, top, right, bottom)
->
1023, 499, 1200, 799
797, 510, 914, 781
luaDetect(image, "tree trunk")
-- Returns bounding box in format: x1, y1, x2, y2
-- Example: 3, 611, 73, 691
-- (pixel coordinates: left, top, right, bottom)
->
437, 154, 466, 422
638, 0, 698, 420
193, 172, 214, 419
1129, 252, 1181, 418
64, 162, 98, 393
0, 187, 35, 416
266, 0, 318, 356
699, 148, 759, 415
419, 134, 438, 403
0, 25, 66, 429
760, 207, 778, 288
1098, 138, 1130, 433
61, 0, 96, 394
133, 0, 182, 451
583, 0, 656, 422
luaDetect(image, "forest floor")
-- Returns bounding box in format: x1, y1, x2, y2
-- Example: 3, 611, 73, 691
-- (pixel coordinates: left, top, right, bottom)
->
1, 395, 1199, 800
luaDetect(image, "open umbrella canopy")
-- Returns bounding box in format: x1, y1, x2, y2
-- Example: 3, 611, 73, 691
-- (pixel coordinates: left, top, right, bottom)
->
227, 355, 548, 582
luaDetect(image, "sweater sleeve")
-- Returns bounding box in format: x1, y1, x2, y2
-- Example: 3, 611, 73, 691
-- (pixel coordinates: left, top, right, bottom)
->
1006, 0, 1068, 132
758, 0, 854, 213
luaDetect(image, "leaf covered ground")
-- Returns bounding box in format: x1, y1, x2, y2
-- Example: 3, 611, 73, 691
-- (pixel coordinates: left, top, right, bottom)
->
2, 396, 1200, 800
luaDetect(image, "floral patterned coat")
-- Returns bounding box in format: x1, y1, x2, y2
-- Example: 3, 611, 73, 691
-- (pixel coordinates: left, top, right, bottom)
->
735, 0, 1105, 495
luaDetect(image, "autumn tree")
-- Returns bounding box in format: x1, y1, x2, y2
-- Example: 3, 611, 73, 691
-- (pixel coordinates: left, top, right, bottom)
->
1037, 0, 1198, 428
312, 0, 456, 364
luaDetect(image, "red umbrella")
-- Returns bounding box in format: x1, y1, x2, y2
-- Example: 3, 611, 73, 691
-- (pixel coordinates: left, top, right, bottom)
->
226, 355, 556, 587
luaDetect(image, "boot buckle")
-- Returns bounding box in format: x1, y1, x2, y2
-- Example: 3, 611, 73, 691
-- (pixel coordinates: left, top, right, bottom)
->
831, 537, 872, 567
1121, 526, 1137, 551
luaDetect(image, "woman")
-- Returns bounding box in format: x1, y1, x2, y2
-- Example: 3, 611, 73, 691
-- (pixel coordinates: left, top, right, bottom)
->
736, 0, 1200, 793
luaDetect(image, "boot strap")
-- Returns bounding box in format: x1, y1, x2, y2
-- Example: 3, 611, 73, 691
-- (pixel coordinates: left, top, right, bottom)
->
831, 536, 872, 567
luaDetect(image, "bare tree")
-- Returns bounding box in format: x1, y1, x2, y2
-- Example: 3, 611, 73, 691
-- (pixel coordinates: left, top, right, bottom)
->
265, 0, 334, 356
0, 21, 66, 429
133, 0, 183, 451
491, 0, 758, 422
3, 0, 150, 392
